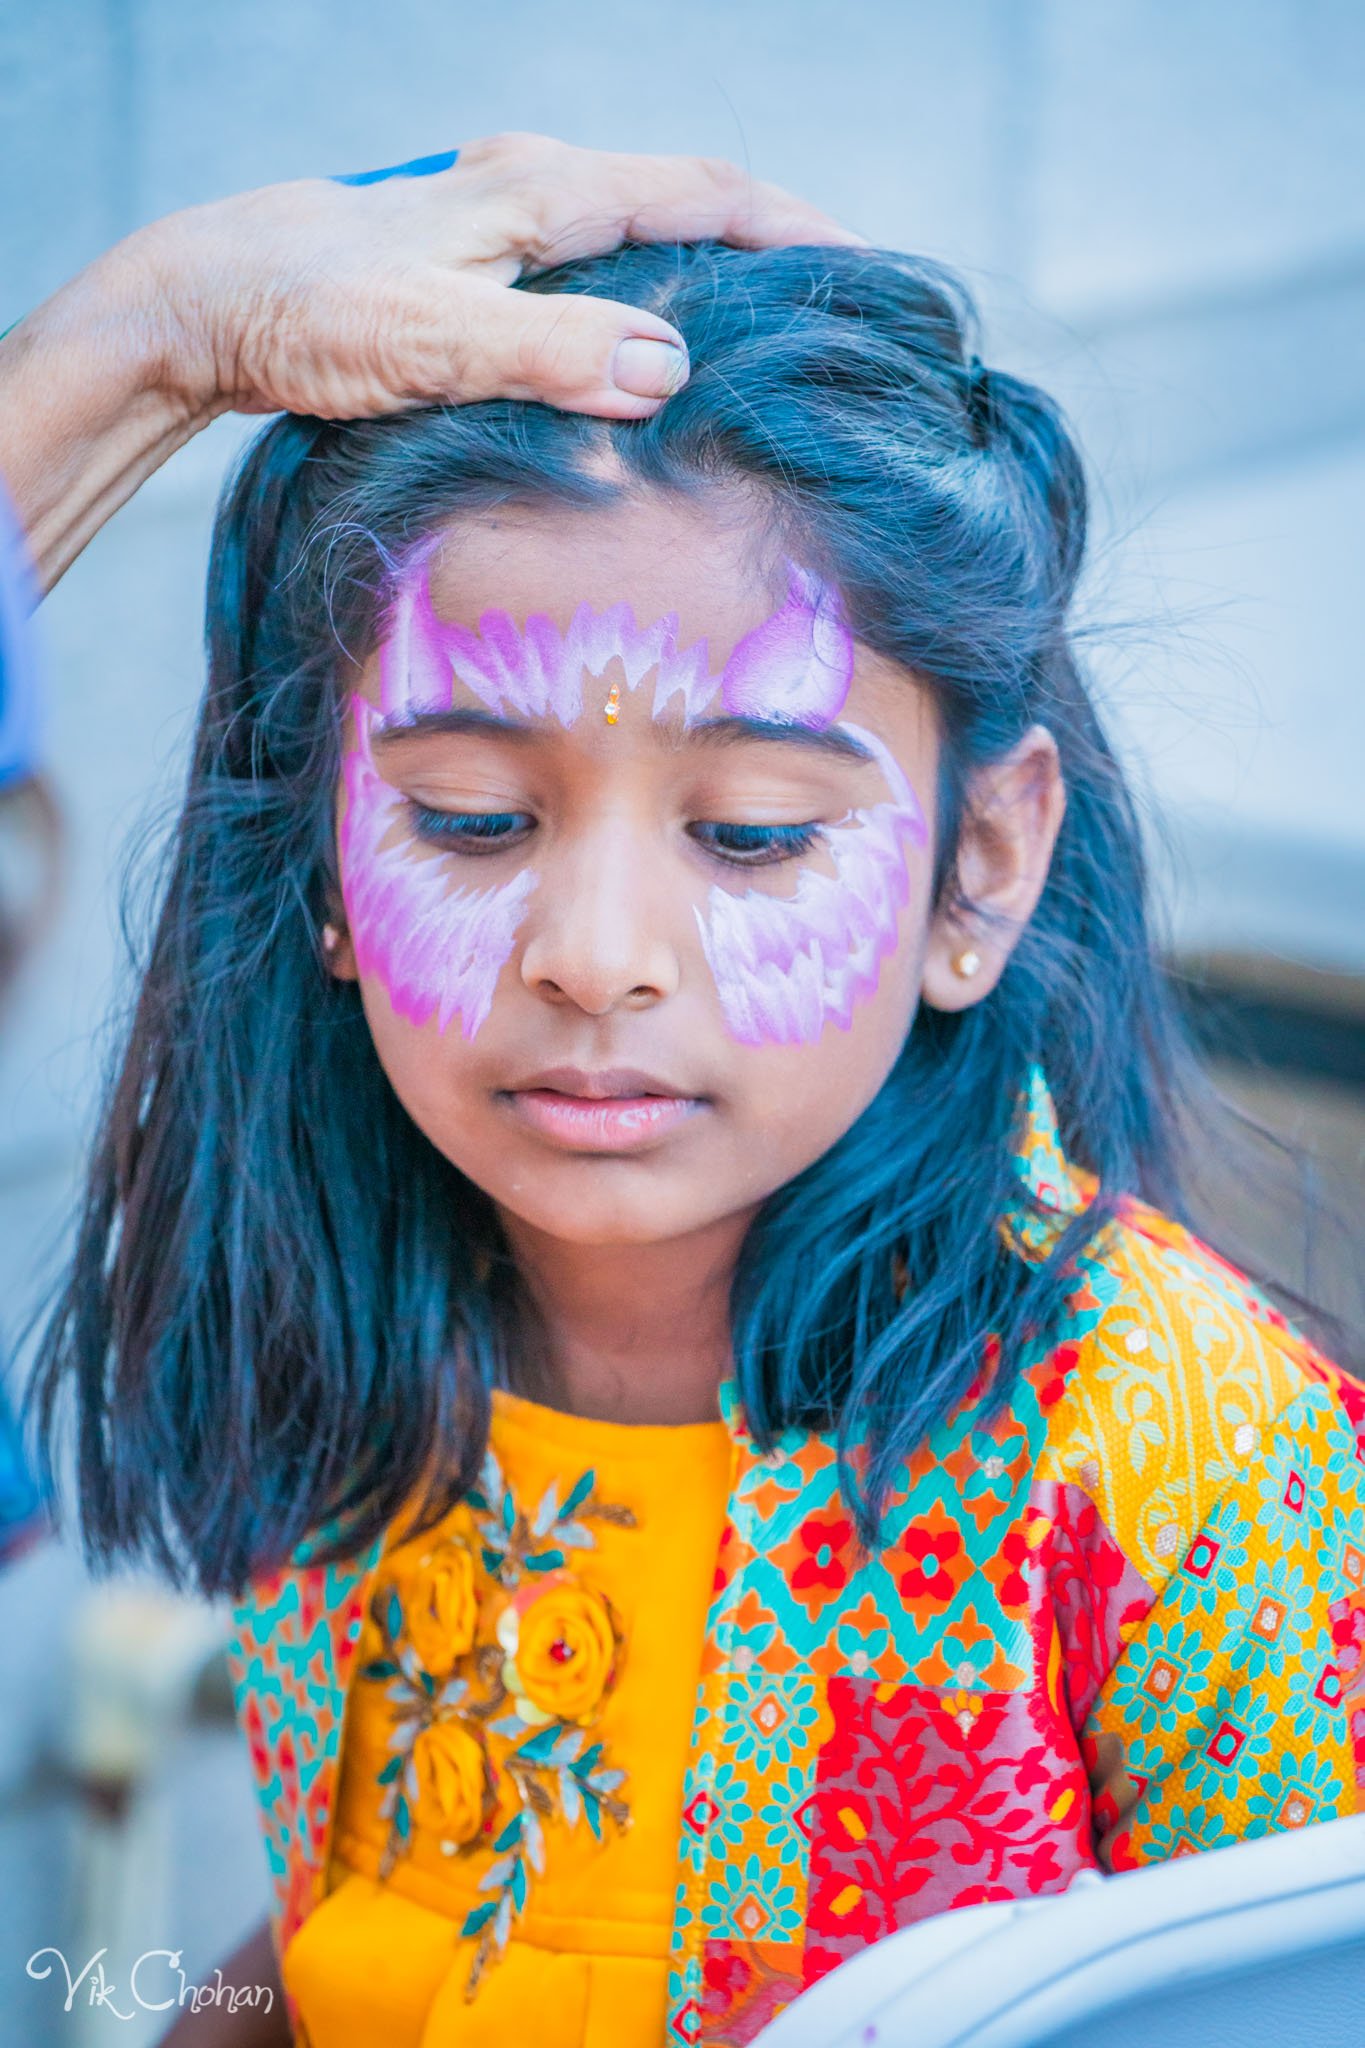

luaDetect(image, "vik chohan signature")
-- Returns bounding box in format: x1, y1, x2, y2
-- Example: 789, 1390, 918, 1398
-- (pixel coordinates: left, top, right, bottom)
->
27, 1945, 275, 2019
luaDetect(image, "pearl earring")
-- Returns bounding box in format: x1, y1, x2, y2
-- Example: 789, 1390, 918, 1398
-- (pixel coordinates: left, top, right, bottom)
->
321, 922, 342, 955
951, 947, 982, 980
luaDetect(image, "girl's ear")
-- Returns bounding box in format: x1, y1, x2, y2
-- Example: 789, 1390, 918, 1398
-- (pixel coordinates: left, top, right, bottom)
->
321, 904, 359, 982
920, 723, 1065, 1013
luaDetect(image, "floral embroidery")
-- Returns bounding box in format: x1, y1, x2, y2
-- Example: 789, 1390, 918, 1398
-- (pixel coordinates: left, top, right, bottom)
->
496, 1573, 618, 1725
362, 1447, 636, 1997
392, 1535, 479, 1675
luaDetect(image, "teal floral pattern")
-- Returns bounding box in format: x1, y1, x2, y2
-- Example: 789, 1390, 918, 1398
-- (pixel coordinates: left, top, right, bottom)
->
724, 1674, 821, 1769
707, 1853, 802, 1942
1105, 1619, 1213, 1736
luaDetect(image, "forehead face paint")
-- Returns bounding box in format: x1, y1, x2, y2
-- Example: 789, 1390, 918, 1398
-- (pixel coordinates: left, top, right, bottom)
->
719, 563, 854, 728
374, 558, 848, 731
378, 549, 708, 725
340, 699, 536, 1038
350, 558, 924, 1044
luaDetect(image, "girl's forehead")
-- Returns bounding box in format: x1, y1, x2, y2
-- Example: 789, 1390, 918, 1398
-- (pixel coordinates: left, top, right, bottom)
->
419, 497, 793, 657
360, 499, 930, 756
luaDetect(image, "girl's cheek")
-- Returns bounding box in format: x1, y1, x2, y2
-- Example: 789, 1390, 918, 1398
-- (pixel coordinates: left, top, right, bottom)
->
339, 697, 536, 1039
695, 726, 927, 1047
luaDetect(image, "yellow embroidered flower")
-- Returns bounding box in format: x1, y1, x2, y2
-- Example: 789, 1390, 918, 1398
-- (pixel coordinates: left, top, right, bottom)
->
390, 1537, 480, 1677
412, 1720, 488, 1843
496, 1572, 617, 1726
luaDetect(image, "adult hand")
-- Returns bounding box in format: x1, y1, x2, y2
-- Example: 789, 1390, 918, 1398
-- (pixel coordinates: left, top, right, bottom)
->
154, 132, 859, 419
0, 133, 858, 590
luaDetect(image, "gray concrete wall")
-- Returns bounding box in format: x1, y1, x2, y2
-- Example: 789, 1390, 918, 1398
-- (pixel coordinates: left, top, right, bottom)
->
1, 4, 1363, 2039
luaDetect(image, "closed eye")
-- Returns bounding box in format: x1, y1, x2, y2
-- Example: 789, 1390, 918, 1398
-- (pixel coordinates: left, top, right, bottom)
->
688, 821, 823, 868
408, 803, 533, 852
406, 806, 824, 868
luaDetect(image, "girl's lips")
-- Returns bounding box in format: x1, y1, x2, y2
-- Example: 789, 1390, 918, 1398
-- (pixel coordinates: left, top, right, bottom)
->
502, 1087, 703, 1153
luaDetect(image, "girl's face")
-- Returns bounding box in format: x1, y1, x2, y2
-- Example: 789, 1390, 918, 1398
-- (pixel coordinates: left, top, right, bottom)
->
328, 496, 1053, 1248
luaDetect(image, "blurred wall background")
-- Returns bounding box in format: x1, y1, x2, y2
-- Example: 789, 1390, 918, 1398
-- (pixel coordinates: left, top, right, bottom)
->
1, 3, 1363, 2041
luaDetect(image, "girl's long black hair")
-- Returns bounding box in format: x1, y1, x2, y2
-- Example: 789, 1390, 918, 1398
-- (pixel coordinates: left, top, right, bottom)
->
34, 242, 1215, 1595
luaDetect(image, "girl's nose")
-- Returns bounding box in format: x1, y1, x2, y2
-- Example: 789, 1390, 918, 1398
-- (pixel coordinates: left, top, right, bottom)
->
518, 834, 682, 1017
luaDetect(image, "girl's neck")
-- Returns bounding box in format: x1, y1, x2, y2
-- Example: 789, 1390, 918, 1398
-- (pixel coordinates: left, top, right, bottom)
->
495, 1208, 752, 1425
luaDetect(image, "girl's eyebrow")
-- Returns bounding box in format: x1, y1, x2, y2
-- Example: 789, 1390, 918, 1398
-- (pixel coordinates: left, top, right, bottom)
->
682, 714, 875, 764
371, 705, 875, 766
372, 707, 536, 746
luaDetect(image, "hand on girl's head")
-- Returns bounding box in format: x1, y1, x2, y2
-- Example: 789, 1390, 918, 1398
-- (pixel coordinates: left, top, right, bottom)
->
326, 495, 1065, 1252
126, 135, 862, 427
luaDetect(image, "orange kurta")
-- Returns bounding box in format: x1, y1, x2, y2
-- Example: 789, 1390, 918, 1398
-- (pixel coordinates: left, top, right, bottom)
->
283, 1388, 732, 2046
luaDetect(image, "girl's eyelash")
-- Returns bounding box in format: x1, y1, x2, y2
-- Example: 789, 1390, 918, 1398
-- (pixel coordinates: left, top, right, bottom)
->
407, 806, 823, 869
690, 821, 824, 867
408, 803, 531, 850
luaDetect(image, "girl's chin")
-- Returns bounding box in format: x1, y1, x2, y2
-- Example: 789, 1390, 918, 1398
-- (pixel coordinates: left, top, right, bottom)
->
485, 1173, 754, 1251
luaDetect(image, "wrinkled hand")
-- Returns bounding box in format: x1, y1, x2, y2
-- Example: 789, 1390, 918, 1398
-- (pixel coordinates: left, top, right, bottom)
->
0, 131, 859, 590
134, 132, 861, 424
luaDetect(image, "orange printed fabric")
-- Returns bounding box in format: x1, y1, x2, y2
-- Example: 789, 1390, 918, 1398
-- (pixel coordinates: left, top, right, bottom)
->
1085, 1337, 1365, 1864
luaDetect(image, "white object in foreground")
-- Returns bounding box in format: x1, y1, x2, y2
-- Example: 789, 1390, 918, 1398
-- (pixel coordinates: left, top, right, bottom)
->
756, 1814, 1365, 2048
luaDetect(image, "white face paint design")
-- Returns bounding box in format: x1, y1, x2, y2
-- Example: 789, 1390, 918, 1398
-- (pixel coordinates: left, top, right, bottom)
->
694, 726, 926, 1046
341, 559, 925, 1043
341, 699, 537, 1038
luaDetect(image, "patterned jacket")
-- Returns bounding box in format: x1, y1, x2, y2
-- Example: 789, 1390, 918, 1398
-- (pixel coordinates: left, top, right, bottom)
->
228, 1084, 1365, 2045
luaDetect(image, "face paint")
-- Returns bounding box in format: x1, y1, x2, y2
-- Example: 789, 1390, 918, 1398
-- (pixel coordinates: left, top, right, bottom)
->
373, 558, 849, 732
378, 557, 459, 718
358, 559, 923, 1045
383, 585, 714, 728
695, 726, 927, 1046
719, 563, 854, 727
340, 698, 536, 1038
707, 576, 920, 1044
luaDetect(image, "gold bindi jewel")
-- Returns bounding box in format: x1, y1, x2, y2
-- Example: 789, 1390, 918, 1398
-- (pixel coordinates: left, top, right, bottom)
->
603, 681, 622, 725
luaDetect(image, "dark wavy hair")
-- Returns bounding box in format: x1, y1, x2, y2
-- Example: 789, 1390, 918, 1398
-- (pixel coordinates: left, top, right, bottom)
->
34, 241, 1210, 1596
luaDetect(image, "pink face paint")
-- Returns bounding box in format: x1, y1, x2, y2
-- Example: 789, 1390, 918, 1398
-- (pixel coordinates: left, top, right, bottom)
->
378, 557, 454, 718
377, 561, 712, 728
694, 727, 927, 1046
375, 557, 852, 731
719, 563, 855, 728
448, 601, 708, 727
339, 697, 536, 1037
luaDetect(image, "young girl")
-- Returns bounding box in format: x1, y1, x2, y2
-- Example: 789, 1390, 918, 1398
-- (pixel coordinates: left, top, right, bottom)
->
37, 242, 1365, 2048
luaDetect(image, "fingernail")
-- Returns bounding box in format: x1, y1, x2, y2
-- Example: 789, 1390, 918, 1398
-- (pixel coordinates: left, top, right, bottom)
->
612, 337, 689, 399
